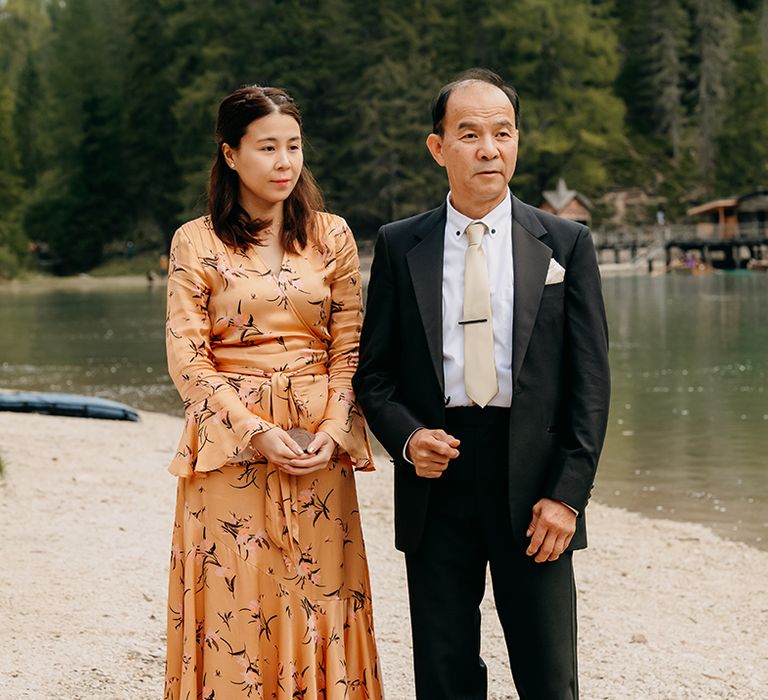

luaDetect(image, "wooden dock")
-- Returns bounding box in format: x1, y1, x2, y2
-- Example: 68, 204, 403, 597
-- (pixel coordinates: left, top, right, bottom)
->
592, 225, 768, 271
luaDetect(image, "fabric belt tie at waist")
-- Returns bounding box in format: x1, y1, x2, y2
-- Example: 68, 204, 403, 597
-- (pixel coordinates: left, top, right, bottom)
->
233, 362, 327, 560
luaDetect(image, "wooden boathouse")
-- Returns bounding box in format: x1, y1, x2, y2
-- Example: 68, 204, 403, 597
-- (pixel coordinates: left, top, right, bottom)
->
668, 189, 768, 268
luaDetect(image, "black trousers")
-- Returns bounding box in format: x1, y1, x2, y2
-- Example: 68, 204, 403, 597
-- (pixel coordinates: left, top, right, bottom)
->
404, 407, 579, 700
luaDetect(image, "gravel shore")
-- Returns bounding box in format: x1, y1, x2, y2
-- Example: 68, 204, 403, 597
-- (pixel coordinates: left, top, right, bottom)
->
1, 411, 766, 699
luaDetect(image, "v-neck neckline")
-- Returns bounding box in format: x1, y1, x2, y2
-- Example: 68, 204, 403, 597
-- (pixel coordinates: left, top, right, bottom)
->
251, 244, 287, 281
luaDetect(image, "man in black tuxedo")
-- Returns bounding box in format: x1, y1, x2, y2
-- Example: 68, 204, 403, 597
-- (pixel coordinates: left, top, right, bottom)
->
352, 68, 610, 699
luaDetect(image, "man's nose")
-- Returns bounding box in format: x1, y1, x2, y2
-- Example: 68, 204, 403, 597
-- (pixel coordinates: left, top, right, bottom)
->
477, 135, 499, 160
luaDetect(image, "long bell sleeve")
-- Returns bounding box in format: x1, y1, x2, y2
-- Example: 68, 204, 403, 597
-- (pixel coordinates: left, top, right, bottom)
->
317, 222, 374, 471
165, 226, 275, 476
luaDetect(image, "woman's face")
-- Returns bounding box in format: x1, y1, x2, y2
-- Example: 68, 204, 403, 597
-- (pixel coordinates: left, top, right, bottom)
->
225, 111, 304, 215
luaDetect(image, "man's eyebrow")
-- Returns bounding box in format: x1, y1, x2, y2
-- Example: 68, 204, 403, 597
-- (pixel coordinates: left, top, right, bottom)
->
456, 119, 515, 130
457, 120, 480, 131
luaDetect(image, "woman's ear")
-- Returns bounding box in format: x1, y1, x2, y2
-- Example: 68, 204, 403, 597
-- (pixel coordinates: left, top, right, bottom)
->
221, 144, 236, 169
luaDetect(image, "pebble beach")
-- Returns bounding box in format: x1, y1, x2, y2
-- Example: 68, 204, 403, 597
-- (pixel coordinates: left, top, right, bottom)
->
1, 410, 766, 699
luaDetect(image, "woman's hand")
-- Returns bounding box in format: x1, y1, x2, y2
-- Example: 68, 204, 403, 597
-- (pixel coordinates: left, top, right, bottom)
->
280, 431, 337, 476
250, 427, 304, 467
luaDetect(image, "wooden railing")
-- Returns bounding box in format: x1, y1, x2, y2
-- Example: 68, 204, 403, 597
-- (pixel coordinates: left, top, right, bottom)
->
592, 223, 768, 247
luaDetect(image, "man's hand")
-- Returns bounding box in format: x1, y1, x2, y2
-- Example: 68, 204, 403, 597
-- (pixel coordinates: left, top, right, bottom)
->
406, 428, 460, 478
526, 498, 577, 563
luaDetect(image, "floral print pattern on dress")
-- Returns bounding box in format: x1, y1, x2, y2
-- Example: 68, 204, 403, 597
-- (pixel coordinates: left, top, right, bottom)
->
164, 212, 382, 699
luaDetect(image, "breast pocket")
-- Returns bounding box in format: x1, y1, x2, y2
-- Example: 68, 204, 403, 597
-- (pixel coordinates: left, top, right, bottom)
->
537, 282, 565, 328
540, 282, 565, 310
541, 281, 565, 299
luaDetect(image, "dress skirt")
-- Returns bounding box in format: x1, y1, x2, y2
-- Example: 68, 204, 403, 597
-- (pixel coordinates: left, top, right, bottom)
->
164, 453, 382, 699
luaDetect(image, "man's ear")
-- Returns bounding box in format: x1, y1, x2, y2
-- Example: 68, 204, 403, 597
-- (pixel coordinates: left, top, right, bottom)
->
426, 133, 445, 167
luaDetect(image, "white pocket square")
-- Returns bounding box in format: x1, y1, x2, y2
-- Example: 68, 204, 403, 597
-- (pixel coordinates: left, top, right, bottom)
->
545, 258, 566, 285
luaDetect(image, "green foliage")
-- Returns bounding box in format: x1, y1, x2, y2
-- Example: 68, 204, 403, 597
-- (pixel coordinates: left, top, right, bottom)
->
90, 249, 164, 277
352, 3, 446, 226
0, 0, 766, 278
616, 0, 688, 160
13, 53, 44, 190
691, 0, 740, 186
715, 13, 768, 191
486, 0, 626, 199
122, 0, 180, 245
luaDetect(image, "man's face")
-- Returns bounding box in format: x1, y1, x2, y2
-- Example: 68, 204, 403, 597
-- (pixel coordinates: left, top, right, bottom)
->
426, 81, 518, 216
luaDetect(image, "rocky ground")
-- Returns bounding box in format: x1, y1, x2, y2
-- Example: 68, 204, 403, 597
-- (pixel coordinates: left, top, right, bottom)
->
1, 411, 766, 699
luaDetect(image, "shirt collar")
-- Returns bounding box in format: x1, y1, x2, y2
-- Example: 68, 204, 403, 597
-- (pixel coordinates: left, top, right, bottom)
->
445, 189, 512, 240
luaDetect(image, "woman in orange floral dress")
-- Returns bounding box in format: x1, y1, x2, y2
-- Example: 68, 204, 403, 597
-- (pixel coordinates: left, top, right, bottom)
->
164, 85, 383, 699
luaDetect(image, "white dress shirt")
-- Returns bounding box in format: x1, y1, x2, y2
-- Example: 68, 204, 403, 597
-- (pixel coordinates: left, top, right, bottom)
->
402, 190, 513, 461
443, 190, 514, 407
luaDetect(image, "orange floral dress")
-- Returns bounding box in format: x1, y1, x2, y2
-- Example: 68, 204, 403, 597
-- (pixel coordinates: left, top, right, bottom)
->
164, 212, 383, 700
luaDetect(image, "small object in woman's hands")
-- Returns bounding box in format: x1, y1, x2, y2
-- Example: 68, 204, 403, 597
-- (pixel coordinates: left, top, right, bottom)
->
287, 428, 314, 452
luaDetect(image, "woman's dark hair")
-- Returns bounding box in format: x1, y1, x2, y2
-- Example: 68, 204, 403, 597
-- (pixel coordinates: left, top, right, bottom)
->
431, 68, 520, 135
208, 85, 324, 252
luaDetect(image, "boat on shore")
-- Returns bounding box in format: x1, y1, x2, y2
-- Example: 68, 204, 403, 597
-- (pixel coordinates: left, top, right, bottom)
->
0, 391, 140, 421
668, 256, 714, 275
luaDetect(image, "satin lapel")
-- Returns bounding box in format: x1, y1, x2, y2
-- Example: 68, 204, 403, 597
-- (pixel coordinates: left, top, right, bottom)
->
512, 198, 552, 383
406, 206, 447, 394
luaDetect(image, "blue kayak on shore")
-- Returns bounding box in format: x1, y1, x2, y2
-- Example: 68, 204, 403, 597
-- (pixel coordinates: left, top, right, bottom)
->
0, 391, 140, 422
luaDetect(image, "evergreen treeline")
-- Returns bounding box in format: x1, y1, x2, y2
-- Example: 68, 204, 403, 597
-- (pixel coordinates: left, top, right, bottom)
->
1, 0, 767, 275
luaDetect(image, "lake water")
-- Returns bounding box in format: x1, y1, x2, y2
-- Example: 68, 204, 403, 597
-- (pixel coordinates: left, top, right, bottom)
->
1, 272, 766, 549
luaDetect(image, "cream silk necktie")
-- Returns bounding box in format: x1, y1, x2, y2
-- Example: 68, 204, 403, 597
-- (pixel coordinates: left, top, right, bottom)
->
463, 222, 498, 407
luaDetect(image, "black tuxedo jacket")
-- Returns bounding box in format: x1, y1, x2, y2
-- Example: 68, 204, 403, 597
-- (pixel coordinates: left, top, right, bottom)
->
353, 194, 610, 553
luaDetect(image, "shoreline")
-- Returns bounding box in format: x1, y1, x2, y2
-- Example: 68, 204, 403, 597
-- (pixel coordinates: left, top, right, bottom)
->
0, 273, 166, 292
1, 410, 766, 699
2, 381, 765, 554
2, 257, 764, 291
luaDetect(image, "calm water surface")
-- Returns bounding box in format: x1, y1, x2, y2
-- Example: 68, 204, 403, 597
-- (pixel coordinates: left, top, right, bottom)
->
1, 273, 766, 548
598, 273, 767, 549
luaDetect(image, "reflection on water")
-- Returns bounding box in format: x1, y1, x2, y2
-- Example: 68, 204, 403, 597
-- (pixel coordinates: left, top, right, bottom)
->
599, 272, 768, 549
0, 273, 766, 548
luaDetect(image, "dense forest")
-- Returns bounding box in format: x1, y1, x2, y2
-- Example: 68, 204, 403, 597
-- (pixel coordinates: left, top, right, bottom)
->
1, 0, 767, 275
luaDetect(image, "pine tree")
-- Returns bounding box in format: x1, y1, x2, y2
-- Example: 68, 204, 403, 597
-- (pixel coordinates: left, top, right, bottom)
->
617, 0, 688, 161
484, 0, 626, 200
0, 85, 22, 215
0, 84, 25, 277
761, 0, 768, 58
0, 0, 50, 276
122, 0, 180, 246
715, 13, 768, 192
346, 1, 446, 227
24, 0, 128, 272
13, 52, 44, 190
167, 0, 262, 218
691, 0, 739, 190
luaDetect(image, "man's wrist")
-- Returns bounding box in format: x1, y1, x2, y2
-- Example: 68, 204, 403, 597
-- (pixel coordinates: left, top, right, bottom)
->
402, 427, 424, 464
